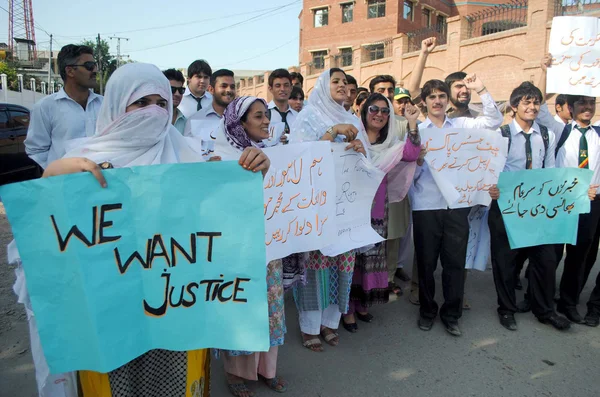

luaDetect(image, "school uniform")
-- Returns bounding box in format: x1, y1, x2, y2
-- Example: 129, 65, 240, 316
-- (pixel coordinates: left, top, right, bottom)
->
538, 104, 600, 317
488, 119, 558, 320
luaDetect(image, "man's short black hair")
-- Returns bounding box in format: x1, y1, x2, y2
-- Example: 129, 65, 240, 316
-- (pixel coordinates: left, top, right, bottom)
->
187, 60, 212, 79
566, 94, 596, 109
357, 87, 369, 95
555, 94, 568, 107
421, 79, 450, 102
290, 86, 304, 100
356, 91, 369, 107
269, 69, 292, 87
163, 69, 185, 84
509, 82, 543, 108
290, 72, 304, 85
369, 75, 396, 93
346, 74, 357, 87
445, 72, 467, 89
210, 69, 234, 88
58, 44, 94, 81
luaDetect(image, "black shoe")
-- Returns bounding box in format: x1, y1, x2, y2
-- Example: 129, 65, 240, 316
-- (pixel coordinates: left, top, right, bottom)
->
499, 313, 517, 331
557, 305, 585, 324
517, 299, 531, 313
538, 313, 571, 331
515, 278, 523, 290
356, 312, 374, 323
418, 316, 433, 331
395, 268, 411, 282
441, 319, 462, 337
584, 311, 600, 327
342, 320, 358, 333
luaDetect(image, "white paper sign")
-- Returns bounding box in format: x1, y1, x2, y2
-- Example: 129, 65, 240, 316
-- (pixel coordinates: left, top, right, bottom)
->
263, 122, 286, 147
421, 128, 508, 208
465, 205, 490, 271
191, 120, 217, 157
262, 142, 337, 261
320, 143, 386, 257
548, 16, 600, 96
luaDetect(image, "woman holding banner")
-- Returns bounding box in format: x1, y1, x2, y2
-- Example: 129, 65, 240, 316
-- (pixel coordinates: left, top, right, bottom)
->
212, 96, 288, 396
342, 93, 422, 332
289, 68, 368, 352
9, 63, 270, 397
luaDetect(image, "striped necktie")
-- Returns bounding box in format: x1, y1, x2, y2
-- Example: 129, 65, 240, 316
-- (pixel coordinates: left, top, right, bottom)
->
577, 126, 589, 169
523, 132, 532, 169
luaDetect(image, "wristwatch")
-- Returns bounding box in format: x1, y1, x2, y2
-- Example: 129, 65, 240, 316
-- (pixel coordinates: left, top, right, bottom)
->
98, 161, 114, 169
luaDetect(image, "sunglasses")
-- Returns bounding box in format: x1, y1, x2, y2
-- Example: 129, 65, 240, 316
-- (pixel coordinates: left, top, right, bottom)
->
171, 86, 185, 95
67, 61, 97, 71
368, 105, 391, 115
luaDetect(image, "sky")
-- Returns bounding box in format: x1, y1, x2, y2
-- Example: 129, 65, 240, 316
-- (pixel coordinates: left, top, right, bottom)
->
0, 0, 302, 71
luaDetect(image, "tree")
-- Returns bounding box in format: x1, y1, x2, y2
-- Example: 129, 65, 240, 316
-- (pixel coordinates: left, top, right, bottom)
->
81, 39, 117, 93
0, 60, 19, 90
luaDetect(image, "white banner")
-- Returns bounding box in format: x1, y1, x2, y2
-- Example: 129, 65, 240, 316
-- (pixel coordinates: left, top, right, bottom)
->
320, 143, 386, 257
548, 16, 600, 96
421, 128, 508, 208
262, 142, 337, 261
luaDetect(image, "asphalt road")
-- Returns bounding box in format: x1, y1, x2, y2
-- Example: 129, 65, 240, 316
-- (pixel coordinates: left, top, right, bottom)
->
1, 204, 599, 397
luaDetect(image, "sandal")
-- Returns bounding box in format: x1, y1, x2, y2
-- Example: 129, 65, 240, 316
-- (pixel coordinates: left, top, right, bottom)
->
342, 320, 358, 333
227, 381, 254, 397
301, 334, 323, 352
388, 282, 403, 296
356, 312, 374, 323
320, 327, 339, 346
259, 375, 288, 393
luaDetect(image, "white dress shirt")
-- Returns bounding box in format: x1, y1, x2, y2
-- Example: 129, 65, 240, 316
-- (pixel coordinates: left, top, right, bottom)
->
177, 88, 213, 119
409, 92, 504, 211
554, 113, 567, 128
183, 103, 222, 157
265, 101, 298, 146
24, 88, 103, 169
500, 119, 556, 172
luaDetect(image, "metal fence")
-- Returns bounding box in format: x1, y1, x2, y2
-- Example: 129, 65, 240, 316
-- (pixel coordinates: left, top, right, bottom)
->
466, 0, 528, 39
407, 24, 448, 53
554, 0, 600, 16
361, 38, 393, 63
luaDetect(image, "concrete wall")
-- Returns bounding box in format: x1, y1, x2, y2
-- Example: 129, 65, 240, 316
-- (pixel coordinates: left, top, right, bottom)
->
0, 88, 47, 110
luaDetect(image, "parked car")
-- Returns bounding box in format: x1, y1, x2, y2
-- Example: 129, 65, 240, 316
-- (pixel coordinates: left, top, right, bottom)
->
0, 103, 42, 185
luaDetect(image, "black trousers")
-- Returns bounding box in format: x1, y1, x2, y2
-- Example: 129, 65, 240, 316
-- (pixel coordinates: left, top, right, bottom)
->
413, 208, 470, 322
488, 201, 556, 319
559, 200, 600, 309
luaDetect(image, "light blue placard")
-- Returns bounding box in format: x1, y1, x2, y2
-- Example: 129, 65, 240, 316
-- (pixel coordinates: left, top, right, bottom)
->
0, 161, 269, 374
497, 168, 594, 249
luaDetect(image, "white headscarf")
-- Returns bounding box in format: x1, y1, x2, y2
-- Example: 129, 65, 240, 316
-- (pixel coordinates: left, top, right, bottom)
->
289, 69, 370, 155
64, 63, 203, 166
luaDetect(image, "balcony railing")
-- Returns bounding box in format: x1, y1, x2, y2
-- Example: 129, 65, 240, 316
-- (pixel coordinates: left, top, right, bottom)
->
466, 0, 528, 39
554, 0, 600, 16
361, 38, 393, 63
407, 24, 448, 53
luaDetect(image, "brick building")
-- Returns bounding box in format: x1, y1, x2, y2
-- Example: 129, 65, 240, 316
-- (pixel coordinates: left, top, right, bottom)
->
239, 0, 600, 115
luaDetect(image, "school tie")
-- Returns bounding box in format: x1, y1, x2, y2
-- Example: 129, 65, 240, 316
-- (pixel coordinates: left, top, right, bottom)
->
577, 126, 589, 169
275, 108, 290, 134
195, 96, 203, 111
523, 132, 532, 169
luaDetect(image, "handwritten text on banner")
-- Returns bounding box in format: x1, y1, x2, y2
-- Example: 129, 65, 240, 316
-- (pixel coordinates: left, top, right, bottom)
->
0, 162, 269, 374
262, 142, 336, 261
421, 128, 508, 208
320, 143, 386, 257
548, 16, 600, 96
497, 167, 593, 249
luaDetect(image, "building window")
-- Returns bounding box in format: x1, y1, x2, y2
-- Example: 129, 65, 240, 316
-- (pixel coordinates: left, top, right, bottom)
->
422, 8, 431, 27
312, 51, 327, 69
367, 44, 385, 61
342, 3, 354, 23
367, 0, 386, 19
313, 8, 329, 27
403, 1, 413, 21
436, 15, 447, 34
340, 48, 353, 67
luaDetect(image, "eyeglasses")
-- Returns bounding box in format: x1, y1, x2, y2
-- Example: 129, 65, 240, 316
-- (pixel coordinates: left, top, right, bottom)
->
368, 105, 391, 115
67, 61, 97, 71
171, 86, 185, 95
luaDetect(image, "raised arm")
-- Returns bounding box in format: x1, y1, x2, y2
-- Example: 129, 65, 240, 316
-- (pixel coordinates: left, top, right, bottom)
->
462, 74, 503, 130
406, 38, 437, 100
538, 53, 553, 103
